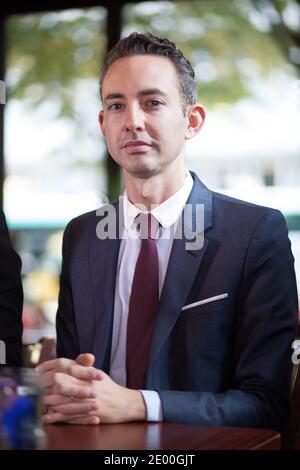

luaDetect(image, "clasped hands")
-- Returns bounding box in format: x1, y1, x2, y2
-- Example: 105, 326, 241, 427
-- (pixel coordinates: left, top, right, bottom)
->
36, 353, 146, 425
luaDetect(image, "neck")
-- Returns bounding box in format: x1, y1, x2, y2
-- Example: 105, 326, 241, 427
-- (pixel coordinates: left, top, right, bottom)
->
124, 160, 186, 211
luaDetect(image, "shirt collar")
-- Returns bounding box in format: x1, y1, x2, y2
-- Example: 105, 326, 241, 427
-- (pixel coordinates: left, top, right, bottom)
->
123, 170, 194, 231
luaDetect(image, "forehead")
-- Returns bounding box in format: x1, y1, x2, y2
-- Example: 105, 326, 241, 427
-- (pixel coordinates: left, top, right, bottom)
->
102, 54, 180, 98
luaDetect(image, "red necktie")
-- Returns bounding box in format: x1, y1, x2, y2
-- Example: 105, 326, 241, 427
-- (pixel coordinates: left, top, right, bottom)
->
126, 213, 159, 389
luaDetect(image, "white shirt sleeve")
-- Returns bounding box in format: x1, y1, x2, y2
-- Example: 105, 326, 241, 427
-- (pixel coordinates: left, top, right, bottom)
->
139, 390, 163, 422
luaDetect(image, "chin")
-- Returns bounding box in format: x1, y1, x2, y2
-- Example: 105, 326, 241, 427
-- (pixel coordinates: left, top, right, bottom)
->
128, 165, 160, 178
133, 169, 158, 178
124, 158, 161, 178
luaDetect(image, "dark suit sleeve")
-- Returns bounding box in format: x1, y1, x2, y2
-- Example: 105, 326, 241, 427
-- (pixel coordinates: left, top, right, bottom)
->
0, 210, 23, 366
56, 221, 80, 359
158, 209, 298, 431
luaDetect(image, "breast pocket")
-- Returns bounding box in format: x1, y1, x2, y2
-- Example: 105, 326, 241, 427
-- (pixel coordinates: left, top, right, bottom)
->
181, 294, 229, 321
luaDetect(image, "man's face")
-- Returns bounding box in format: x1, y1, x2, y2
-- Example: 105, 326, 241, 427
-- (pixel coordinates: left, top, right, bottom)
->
99, 55, 191, 178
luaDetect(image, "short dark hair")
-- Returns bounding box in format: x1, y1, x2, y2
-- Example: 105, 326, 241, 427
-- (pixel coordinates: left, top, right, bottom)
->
100, 32, 197, 113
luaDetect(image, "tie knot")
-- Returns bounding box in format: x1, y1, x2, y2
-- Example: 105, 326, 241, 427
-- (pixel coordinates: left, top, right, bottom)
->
136, 213, 159, 239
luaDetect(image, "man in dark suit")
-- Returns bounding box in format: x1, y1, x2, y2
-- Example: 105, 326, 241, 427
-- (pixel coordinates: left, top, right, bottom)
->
0, 209, 23, 366
37, 33, 298, 431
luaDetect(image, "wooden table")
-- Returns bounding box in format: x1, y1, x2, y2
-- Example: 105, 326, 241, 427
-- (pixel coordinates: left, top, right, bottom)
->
44, 423, 281, 450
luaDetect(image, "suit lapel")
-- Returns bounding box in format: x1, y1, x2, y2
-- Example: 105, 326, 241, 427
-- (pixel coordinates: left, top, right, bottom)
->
147, 174, 213, 372
88, 200, 123, 371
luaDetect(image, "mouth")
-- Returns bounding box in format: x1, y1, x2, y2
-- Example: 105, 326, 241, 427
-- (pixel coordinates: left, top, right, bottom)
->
123, 141, 153, 154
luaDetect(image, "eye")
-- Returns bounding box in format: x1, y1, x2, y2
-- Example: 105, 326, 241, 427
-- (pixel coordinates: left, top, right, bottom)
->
146, 99, 163, 108
108, 103, 125, 111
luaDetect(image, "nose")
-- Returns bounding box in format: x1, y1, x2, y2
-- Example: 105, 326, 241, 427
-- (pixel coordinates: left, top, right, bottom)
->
124, 104, 145, 132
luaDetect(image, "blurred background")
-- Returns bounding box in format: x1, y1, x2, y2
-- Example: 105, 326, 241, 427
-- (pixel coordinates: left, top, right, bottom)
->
0, 0, 299, 344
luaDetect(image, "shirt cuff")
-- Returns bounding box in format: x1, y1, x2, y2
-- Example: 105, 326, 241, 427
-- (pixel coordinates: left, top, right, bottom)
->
139, 390, 163, 422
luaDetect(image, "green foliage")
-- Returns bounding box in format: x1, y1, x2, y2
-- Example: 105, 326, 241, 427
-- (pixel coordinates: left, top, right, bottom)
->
6, 1, 294, 114
123, 0, 292, 108
6, 8, 107, 117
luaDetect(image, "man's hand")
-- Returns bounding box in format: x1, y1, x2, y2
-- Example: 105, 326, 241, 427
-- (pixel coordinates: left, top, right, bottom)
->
36, 354, 102, 425
36, 354, 147, 425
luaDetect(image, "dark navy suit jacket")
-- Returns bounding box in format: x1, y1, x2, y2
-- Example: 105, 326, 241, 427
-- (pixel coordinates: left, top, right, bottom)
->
56, 172, 298, 431
0, 209, 23, 366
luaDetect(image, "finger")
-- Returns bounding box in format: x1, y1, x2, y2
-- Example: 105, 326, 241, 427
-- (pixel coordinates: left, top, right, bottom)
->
42, 371, 93, 390
50, 401, 98, 416
68, 416, 100, 425
41, 371, 67, 389
75, 354, 95, 367
51, 382, 96, 399
68, 364, 104, 381
37, 359, 100, 381
41, 373, 97, 398
36, 358, 75, 375
42, 394, 71, 406
42, 411, 95, 424
40, 363, 103, 382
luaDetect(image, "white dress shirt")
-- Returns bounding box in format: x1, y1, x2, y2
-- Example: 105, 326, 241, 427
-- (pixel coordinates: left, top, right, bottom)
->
109, 170, 194, 421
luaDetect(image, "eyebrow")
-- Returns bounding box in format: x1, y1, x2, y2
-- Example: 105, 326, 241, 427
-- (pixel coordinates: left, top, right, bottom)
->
104, 88, 168, 102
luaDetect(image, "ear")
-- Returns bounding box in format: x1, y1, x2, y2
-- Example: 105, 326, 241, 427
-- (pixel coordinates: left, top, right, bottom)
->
185, 104, 206, 140
98, 110, 106, 138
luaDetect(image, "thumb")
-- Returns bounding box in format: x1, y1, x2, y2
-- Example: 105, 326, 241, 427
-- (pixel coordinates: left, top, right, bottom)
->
75, 353, 95, 367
